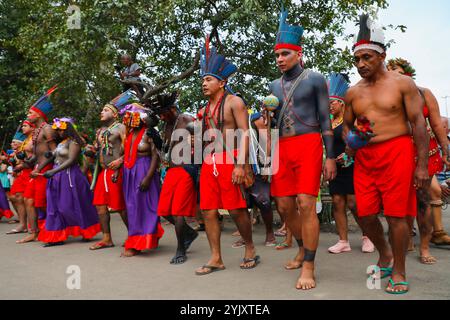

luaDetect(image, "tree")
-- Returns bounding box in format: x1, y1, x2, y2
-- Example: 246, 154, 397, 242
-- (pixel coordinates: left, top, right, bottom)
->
1, 0, 390, 139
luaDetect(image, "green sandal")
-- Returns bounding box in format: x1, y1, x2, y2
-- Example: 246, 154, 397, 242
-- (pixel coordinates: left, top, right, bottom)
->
368, 266, 392, 279
385, 278, 409, 295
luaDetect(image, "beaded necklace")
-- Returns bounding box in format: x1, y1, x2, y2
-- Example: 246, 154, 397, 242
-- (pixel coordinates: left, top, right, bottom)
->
32, 122, 47, 154
204, 92, 225, 130
101, 121, 120, 156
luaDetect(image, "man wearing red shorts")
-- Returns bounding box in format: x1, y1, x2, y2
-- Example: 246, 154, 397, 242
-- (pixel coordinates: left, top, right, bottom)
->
17, 87, 58, 244
7, 121, 34, 234
90, 91, 132, 250
195, 36, 258, 275
344, 15, 429, 294
153, 92, 199, 265
269, 9, 336, 290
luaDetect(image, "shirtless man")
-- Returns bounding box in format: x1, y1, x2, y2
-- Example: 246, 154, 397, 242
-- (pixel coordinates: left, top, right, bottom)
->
17, 88, 58, 244
195, 39, 258, 275
154, 92, 199, 264
7, 121, 34, 234
343, 15, 429, 294
269, 10, 336, 290
90, 100, 128, 250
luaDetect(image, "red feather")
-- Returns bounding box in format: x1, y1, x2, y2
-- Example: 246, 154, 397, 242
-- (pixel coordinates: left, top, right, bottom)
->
46, 85, 58, 96
205, 35, 210, 65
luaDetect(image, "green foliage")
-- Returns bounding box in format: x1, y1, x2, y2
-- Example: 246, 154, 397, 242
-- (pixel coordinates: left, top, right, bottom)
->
0, 0, 391, 143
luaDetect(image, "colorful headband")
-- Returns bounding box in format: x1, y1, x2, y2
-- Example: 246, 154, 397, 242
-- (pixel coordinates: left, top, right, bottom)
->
22, 120, 36, 128
52, 117, 74, 130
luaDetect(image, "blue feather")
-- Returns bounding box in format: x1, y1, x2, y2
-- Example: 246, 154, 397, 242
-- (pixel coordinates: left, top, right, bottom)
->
328, 73, 350, 100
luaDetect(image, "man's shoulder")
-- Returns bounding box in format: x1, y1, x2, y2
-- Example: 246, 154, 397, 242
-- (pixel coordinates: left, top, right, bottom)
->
307, 70, 325, 80
225, 94, 246, 110
270, 77, 282, 88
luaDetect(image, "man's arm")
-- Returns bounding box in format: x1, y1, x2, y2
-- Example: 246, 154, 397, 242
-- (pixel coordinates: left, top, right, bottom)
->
316, 75, 334, 159
403, 78, 429, 188
231, 95, 249, 185
423, 87, 450, 165
129, 63, 141, 77
343, 88, 356, 143
315, 74, 336, 181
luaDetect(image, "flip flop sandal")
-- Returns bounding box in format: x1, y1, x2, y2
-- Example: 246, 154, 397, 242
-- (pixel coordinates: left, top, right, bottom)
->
420, 256, 437, 265
274, 230, 287, 237
43, 241, 65, 247
232, 239, 246, 249
6, 228, 28, 235
240, 255, 260, 270
89, 242, 115, 250
275, 243, 292, 250
369, 266, 393, 280
195, 265, 226, 276
385, 279, 409, 295
265, 240, 277, 247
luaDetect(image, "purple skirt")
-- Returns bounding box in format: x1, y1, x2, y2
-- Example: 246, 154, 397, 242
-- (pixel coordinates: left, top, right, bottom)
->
0, 184, 13, 219
123, 156, 163, 250
38, 165, 100, 243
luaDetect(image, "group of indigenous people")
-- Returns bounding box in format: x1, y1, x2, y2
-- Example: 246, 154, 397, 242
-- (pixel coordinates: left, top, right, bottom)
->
1, 10, 450, 296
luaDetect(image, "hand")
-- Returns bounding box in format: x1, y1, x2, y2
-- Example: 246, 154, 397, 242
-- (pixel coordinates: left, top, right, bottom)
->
232, 166, 245, 185
414, 166, 430, 189
30, 170, 40, 178
139, 177, 151, 192
442, 152, 450, 168
43, 170, 55, 179
111, 171, 119, 184
441, 184, 450, 198
335, 153, 345, 165
323, 159, 337, 182
108, 158, 123, 170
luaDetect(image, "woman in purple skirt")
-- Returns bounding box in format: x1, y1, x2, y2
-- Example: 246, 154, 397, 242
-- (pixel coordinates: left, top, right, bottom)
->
121, 104, 163, 257
0, 184, 13, 220
38, 118, 100, 247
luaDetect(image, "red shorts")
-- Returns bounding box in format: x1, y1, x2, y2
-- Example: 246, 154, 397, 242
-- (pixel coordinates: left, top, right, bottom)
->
92, 168, 125, 211
354, 136, 417, 218
200, 150, 247, 211
23, 165, 52, 208
271, 133, 323, 197
157, 167, 197, 217
10, 168, 32, 195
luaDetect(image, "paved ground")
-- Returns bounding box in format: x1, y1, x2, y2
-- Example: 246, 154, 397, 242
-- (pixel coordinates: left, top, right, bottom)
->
0, 209, 449, 300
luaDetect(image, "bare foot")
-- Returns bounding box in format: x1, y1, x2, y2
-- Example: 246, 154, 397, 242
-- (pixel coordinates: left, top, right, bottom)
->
285, 249, 303, 270
296, 262, 316, 290
120, 248, 141, 257
16, 233, 38, 244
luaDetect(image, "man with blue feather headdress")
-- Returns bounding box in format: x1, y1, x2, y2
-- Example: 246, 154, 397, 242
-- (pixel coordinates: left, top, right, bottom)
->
268, 8, 336, 290
194, 35, 260, 275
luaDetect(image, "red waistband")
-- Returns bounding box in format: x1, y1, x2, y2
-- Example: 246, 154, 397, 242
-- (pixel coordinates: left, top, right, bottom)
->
279, 132, 321, 143
362, 135, 412, 150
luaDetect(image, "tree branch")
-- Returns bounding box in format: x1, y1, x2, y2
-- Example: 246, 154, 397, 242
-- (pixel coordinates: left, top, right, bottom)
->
121, 51, 200, 102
